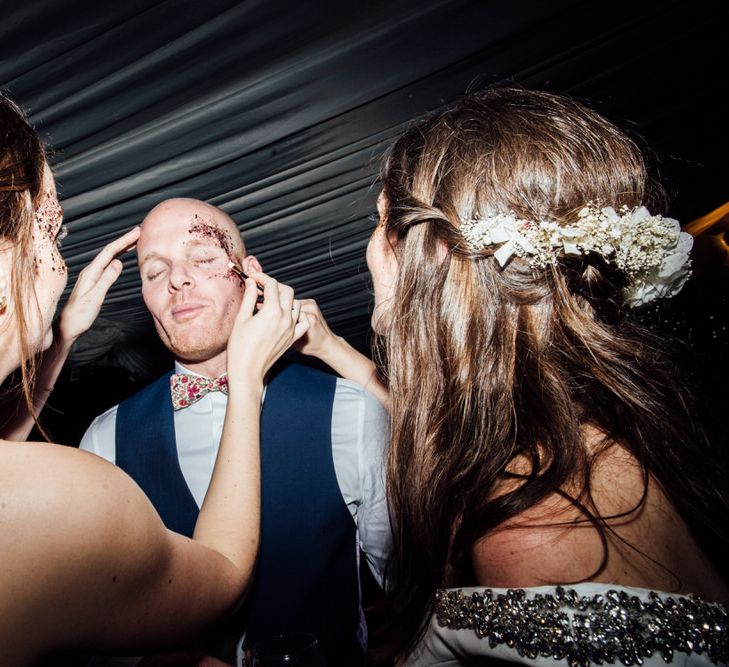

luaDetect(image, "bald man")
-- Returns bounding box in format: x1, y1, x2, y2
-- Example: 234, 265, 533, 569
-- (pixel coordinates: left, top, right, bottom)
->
80, 199, 390, 665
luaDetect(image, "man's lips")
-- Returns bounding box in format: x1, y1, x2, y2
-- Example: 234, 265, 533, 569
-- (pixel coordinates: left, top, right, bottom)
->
171, 303, 205, 320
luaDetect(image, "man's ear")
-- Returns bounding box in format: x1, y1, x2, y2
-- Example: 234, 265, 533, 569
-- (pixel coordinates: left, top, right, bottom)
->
241, 255, 263, 274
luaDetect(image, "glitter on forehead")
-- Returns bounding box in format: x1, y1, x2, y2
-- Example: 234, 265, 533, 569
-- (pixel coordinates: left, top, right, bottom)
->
187, 213, 235, 259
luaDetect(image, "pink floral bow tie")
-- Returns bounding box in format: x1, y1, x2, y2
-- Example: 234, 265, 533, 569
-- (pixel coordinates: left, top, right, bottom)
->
170, 373, 229, 410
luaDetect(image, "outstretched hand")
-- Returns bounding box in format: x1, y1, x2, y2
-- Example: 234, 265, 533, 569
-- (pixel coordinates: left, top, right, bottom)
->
0, 226, 141, 441
227, 271, 309, 387
293, 298, 339, 358
291, 296, 391, 410
57, 226, 141, 345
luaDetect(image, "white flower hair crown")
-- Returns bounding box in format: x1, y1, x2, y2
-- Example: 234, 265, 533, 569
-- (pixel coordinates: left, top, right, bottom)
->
459, 203, 693, 307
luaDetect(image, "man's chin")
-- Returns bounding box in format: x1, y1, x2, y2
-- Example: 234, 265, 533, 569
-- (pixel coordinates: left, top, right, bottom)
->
165, 340, 227, 364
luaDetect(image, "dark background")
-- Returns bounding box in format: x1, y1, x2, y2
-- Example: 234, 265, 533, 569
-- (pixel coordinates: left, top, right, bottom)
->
0, 0, 726, 444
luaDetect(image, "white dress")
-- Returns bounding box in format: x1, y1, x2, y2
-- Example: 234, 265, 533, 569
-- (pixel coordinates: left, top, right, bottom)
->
404, 583, 728, 666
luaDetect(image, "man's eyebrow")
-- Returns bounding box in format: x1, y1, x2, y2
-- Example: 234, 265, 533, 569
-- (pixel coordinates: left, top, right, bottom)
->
138, 251, 165, 268
186, 238, 226, 250
139, 239, 227, 267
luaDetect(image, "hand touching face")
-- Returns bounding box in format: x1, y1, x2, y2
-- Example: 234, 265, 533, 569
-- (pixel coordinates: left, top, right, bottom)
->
138, 199, 257, 366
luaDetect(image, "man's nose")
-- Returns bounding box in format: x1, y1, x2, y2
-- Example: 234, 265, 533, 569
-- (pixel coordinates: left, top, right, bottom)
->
168, 263, 195, 291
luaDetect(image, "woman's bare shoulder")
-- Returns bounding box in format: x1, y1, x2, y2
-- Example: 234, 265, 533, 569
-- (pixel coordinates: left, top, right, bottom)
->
0, 440, 170, 648
472, 441, 650, 588
1, 438, 160, 519
472, 492, 605, 587
0, 439, 243, 655
0, 438, 168, 564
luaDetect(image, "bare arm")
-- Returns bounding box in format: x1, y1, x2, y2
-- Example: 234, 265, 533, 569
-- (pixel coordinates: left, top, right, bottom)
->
193, 272, 308, 582
0, 272, 309, 659
296, 298, 390, 410
0, 442, 250, 657
0, 227, 140, 441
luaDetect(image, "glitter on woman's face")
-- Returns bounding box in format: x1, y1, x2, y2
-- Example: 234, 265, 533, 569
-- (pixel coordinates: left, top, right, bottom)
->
34, 191, 67, 276
36, 192, 63, 237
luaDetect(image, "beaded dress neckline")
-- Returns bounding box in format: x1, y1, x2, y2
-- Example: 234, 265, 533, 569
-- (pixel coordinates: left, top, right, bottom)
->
434, 584, 728, 667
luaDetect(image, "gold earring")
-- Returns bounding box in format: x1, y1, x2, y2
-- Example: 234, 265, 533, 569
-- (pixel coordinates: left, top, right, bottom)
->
0, 294, 6, 313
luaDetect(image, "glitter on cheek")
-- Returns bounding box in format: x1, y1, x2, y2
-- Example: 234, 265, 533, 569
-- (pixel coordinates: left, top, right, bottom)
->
207, 271, 240, 282
35, 192, 64, 242
55, 252, 68, 276
34, 192, 67, 275
48, 241, 68, 276
32, 232, 45, 276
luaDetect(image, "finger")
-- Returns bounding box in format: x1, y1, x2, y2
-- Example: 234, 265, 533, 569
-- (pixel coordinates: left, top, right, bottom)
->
84, 259, 123, 302
248, 271, 280, 311
112, 225, 142, 250
240, 277, 258, 318
297, 310, 310, 327
76, 227, 141, 284
299, 299, 318, 314
94, 226, 141, 263
291, 298, 302, 322
278, 284, 295, 313
293, 314, 311, 341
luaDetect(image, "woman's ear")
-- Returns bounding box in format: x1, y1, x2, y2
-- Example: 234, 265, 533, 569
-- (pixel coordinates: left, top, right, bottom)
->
241, 255, 263, 274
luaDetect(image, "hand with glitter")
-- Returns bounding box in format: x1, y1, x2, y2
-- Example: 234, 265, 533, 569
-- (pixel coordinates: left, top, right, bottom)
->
57, 226, 141, 345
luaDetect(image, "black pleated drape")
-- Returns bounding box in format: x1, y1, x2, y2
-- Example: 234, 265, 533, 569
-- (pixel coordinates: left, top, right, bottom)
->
0, 0, 726, 439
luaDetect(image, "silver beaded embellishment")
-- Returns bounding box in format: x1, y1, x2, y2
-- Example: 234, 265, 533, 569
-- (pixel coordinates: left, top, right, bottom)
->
435, 586, 728, 666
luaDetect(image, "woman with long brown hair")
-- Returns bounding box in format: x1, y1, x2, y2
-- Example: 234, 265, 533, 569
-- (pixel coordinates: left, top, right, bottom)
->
0, 91, 307, 664
300, 87, 728, 665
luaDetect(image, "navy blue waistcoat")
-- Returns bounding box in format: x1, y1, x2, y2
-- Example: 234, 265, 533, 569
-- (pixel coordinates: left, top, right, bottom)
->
116, 362, 363, 665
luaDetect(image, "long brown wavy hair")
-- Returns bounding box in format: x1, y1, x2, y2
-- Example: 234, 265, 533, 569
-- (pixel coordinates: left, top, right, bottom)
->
0, 92, 49, 421
374, 87, 729, 660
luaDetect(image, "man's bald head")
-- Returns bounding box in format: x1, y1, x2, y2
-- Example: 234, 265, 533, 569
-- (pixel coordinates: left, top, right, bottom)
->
139, 197, 246, 265
136, 197, 262, 375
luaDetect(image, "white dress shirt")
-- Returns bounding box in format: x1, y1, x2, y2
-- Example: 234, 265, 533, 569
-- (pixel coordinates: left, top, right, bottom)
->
79, 362, 391, 585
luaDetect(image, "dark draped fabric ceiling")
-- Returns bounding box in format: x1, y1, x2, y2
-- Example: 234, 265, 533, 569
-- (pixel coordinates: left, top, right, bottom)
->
1, 1, 726, 396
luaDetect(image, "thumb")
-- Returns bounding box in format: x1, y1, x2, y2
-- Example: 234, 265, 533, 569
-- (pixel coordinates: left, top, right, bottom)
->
239, 277, 258, 318
293, 313, 311, 341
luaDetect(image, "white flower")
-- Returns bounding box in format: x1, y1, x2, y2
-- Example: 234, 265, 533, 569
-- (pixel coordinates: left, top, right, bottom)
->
460, 203, 692, 307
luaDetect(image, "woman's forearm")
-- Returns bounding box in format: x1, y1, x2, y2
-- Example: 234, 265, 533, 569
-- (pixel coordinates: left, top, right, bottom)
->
193, 380, 263, 584
320, 335, 391, 410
